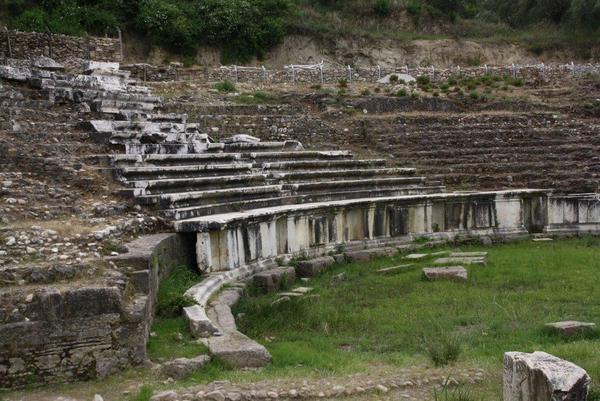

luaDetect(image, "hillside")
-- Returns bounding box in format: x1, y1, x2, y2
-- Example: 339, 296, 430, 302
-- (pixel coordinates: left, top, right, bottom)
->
1, 0, 599, 66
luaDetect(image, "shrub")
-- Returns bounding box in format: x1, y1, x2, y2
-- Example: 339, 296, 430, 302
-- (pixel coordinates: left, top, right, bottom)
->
361, 89, 371, 96
374, 0, 393, 16
129, 386, 153, 401
469, 90, 480, 99
389, 74, 399, 83
338, 79, 348, 88
423, 333, 461, 366
214, 80, 236, 92
416, 75, 431, 87
433, 91, 440, 97
396, 88, 407, 97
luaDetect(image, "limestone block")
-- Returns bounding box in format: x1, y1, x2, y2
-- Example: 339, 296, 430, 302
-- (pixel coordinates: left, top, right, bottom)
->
150, 391, 178, 401
161, 355, 210, 379
449, 252, 488, 257
253, 267, 295, 293
184, 305, 219, 338
207, 331, 272, 368
503, 351, 590, 401
434, 257, 486, 266
83, 61, 120, 74
422, 266, 468, 281
295, 256, 335, 277
545, 321, 596, 336
377, 264, 413, 274
345, 247, 396, 262
32, 56, 64, 71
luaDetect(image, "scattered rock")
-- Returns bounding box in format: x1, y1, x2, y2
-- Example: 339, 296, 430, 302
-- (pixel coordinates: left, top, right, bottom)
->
405, 253, 428, 260
434, 257, 486, 266
207, 331, 272, 368
377, 264, 412, 274
149, 390, 178, 401
330, 272, 347, 284
205, 390, 226, 401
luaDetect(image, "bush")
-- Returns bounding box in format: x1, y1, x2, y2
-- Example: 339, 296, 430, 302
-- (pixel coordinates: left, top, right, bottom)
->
423, 333, 461, 366
416, 75, 431, 87
389, 74, 399, 83
469, 90, 480, 99
396, 88, 407, 97
129, 386, 153, 401
214, 80, 237, 92
374, 0, 393, 16
338, 78, 348, 88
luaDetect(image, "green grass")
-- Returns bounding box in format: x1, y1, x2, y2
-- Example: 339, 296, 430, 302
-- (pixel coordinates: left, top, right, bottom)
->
232, 238, 600, 398
147, 265, 207, 361
147, 316, 208, 360
214, 80, 237, 93
128, 385, 153, 401
232, 91, 279, 105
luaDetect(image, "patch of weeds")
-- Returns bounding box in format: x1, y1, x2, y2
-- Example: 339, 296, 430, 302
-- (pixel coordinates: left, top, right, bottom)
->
335, 242, 347, 254
311, 84, 322, 90
413, 236, 430, 244
396, 88, 407, 97
129, 385, 153, 401
389, 74, 399, 83
360, 89, 371, 96
588, 387, 600, 401
157, 265, 203, 317
433, 91, 440, 97
469, 90, 480, 100
505, 77, 524, 87
100, 239, 127, 256
433, 384, 481, 401
447, 75, 458, 86
338, 79, 348, 89
432, 223, 440, 233
583, 100, 600, 117
214, 80, 236, 92
233, 91, 278, 105
416, 75, 431, 90
423, 333, 462, 367
466, 56, 481, 67
288, 254, 309, 268
374, 87, 381, 93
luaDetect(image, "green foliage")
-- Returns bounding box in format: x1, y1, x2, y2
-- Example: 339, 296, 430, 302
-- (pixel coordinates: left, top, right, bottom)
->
338, 78, 348, 88
469, 90, 479, 99
396, 88, 407, 97
416, 75, 430, 87
434, 385, 482, 401
7, 0, 294, 62
156, 265, 202, 318
147, 316, 208, 359
373, 0, 393, 16
129, 385, 153, 401
214, 80, 237, 93
233, 90, 279, 104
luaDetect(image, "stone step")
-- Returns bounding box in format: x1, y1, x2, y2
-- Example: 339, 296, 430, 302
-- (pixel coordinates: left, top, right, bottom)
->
125, 174, 269, 196
116, 163, 253, 180
91, 99, 157, 114
248, 150, 352, 161
110, 153, 241, 166
124, 142, 225, 155
161, 186, 446, 220
138, 185, 284, 207
269, 167, 416, 181
222, 140, 303, 152
261, 159, 386, 170
285, 177, 429, 193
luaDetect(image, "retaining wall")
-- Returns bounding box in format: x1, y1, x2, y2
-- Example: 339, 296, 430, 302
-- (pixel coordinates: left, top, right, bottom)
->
123, 63, 600, 85
0, 29, 121, 66
0, 233, 195, 388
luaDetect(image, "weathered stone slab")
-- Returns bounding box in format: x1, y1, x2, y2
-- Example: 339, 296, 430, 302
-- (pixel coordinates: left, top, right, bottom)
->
449, 252, 488, 257
405, 253, 428, 260
222, 134, 261, 144
545, 321, 596, 336
292, 287, 313, 294
32, 56, 64, 71
434, 257, 486, 266
295, 256, 335, 277
345, 247, 396, 262
161, 355, 210, 379
533, 238, 554, 242
422, 266, 468, 281
207, 331, 272, 368
183, 305, 219, 338
83, 61, 120, 74
377, 264, 412, 274
503, 351, 590, 401
253, 267, 295, 293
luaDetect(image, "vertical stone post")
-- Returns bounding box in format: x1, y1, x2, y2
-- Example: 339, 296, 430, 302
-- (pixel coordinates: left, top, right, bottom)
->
319, 64, 323, 84
262, 65, 267, 82
4, 27, 12, 58
291, 66, 295, 83
377, 65, 381, 80
47, 31, 53, 59
117, 27, 123, 61
233, 65, 238, 82
347, 65, 352, 82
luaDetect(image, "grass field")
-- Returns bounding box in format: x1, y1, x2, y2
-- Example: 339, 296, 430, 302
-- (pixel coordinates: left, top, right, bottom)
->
228, 237, 600, 398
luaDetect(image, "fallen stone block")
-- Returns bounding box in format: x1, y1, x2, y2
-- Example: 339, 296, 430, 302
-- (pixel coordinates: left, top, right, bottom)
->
533, 238, 554, 242
222, 134, 261, 144
184, 305, 219, 338
150, 391, 178, 401
545, 321, 596, 336
331, 272, 347, 284
32, 56, 64, 71
405, 253, 428, 260
253, 267, 295, 293
296, 256, 335, 277
434, 257, 486, 266
449, 252, 488, 257
292, 286, 313, 294
504, 351, 590, 401
277, 292, 304, 298
377, 264, 412, 274
345, 247, 396, 262
207, 331, 272, 368
422, 266, 468, 281
333, 254, 346, 264
161, 355, 211, 379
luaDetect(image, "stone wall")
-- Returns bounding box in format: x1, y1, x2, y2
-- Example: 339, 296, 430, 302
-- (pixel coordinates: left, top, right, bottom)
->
0, 29, 121, 67
0, 233, 195, 388
178, 190, 546, 272
123, 63, 600, 85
